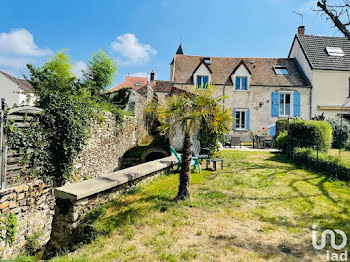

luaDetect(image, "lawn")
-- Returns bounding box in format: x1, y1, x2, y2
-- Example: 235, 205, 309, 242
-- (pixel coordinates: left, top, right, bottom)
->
28, 151, 350, 261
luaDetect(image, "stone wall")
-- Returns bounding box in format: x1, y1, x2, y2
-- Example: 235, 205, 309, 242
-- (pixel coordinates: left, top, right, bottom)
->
47, 156, 175, 254
72, 90, 150, 181
0, 180, 54, 259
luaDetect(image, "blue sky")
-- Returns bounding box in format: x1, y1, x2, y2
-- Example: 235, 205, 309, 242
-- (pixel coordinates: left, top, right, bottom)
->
0, 0, 344, 88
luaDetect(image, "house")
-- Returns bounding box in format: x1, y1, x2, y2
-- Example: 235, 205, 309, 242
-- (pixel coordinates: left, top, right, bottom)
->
169, 46, 310, 139
0, 71, 35, 107
289, 26, 350, 119
109, 76, 148, 93
150, 70, 173, 101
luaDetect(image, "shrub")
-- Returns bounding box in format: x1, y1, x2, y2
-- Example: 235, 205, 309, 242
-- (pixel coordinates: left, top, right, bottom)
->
293, 147, 350, 181
327, 117, 350, 149
276, 119, 289, 136
288, 119, 332, 152
276, 131, 288, 153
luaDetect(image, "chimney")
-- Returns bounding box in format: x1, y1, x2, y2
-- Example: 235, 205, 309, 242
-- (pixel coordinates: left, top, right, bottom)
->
298, 26, 305, 35
150, 70, 155, 81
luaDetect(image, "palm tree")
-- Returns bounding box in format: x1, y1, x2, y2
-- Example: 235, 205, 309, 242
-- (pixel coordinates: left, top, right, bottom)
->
148, 85, 233, 200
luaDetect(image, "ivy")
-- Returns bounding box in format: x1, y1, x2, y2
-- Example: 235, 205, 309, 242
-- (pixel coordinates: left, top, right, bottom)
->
0, 213, 17, 247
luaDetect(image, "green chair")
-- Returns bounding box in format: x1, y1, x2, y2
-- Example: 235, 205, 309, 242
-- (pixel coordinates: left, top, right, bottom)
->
170, 146, 201, 173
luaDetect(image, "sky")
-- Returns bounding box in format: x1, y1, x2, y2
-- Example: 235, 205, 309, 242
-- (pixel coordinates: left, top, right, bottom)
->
0, 0, 345, 89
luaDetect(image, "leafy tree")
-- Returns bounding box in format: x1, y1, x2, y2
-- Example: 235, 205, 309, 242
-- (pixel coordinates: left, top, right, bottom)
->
149, 86, 232, 200
83, 49, 118, 96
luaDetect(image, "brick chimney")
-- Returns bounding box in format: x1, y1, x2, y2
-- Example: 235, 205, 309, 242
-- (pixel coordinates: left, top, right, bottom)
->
150, 70, 155, 81
298, 26, 305, 35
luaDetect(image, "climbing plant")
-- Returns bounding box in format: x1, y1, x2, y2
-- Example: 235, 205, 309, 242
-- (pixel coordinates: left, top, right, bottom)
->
5, 50, 124, 185
0, 213, 17, 248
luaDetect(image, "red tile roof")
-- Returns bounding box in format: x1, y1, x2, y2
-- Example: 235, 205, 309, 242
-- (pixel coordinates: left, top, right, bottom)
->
109, 76, 148, 92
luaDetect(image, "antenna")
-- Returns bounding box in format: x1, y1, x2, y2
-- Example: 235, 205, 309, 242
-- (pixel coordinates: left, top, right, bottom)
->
180, 34, 182, 45
293, 11, 304, 25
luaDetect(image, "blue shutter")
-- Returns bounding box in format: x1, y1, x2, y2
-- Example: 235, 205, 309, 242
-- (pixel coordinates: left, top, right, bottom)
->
246, 110, 250, 130
271, 92, 279, 117
235, 77, 241, 90
203, 76, 208, 88
233, 109, 236, 130
197, 76, 201, 88
269, 125, 276, 136
293, 91, 301, 117
242, 77, 247, 90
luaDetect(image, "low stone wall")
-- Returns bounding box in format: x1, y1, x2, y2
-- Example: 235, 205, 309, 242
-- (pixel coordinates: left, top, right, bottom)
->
48, 156, 175, 253
0, 180, 54, 259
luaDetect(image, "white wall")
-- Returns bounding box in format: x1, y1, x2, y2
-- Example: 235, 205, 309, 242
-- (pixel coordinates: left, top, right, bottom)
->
289, 38, 313, 84
0, 74, 34, 107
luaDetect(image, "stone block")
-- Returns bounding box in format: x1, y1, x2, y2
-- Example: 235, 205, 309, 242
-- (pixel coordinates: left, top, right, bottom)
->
0, 201, 9, 209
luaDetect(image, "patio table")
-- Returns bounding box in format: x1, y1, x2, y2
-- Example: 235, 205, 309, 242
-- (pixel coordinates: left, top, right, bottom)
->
205, 158, 224, 171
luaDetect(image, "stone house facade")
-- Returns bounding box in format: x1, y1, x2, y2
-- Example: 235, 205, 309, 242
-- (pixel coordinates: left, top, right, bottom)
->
167, 49, 310, 140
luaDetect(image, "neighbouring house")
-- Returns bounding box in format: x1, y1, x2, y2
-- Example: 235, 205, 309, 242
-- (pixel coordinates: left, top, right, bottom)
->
109, 75, 149, 95
0, 71, 35, 107
169, 45, 311, 140
150, 70, 173, 101
289, 26, 350, 119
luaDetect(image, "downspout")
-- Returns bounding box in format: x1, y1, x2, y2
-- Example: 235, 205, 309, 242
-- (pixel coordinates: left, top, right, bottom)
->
223, 85, 226, 110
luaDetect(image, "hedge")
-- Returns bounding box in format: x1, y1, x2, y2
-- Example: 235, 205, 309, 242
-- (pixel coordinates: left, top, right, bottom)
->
293, 147, 350, 181
289, 119, 332, 152
276, 119, 288, 136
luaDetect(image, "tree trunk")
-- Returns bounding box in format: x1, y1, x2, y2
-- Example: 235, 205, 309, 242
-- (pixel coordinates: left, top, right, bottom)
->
175, 131, 192, 200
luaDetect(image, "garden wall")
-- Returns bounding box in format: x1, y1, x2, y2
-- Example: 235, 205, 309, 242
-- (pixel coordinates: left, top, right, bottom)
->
0, 180, 54, 259
0, 89, 151, 259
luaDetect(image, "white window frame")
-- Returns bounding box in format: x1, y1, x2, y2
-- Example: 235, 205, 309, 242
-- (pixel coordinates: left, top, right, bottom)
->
235, 109, 248, 131
278, 91, 294, 117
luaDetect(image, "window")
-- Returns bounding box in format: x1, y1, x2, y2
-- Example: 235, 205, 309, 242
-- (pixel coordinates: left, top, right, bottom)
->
135, 82, 141, 86
235, 76, 248, 90
196, 75, 209, 88
234, 109, 249, 130
326, 46, 345, 57
203, 57, 211, 65
279, 93, 291, 116
274, 66, 289, 75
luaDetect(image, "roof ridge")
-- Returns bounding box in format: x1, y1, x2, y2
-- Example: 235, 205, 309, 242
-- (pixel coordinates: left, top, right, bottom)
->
175, 54, 294, 60
297, 34, 349, 40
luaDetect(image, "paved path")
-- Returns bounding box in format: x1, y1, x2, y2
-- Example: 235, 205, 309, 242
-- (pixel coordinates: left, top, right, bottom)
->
221, 146, 280, 152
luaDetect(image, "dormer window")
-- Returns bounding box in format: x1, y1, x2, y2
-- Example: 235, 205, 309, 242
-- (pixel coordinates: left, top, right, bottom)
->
326, 46, 345, 57
235, 76, 248, 90
274, 66, 289, 75
202, 57, 211, 65
196, 75, 209, 89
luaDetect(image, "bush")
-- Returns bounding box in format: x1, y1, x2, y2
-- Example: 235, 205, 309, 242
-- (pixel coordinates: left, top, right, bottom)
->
276, 119, 289, 136
293, 147, 350, 181
276, 131, 288, 153
288, 119, 332, 152
326, 117, 350, 149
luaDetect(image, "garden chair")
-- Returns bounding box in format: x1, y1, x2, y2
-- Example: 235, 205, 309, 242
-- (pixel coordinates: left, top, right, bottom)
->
231, 136, 241, 148
170, 146, 201, 173
193, 139, 210, 159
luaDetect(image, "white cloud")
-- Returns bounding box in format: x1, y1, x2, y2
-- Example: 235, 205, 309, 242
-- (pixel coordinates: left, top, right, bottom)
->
0, 56, 35, 70
72, 61, 87, 79
0, 29, 52, 56
111, 33, 157, 65
129, 72, 148, 78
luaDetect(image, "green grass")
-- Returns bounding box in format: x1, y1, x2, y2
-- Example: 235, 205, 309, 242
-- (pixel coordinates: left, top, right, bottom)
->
26, 151, 350, 261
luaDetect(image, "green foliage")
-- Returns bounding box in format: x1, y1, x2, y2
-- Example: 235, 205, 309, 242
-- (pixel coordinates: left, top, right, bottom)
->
5, 50, 124, 184
276, 119, 288, 136
288, 119, 333, 152
24, 230, 43, 255
276, 131, 288, 153
197, 118, 222, 154
83, 49, 117, 96
293, 147, 350, 181
327, 117, 350, 149
0, 213, 17, 247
